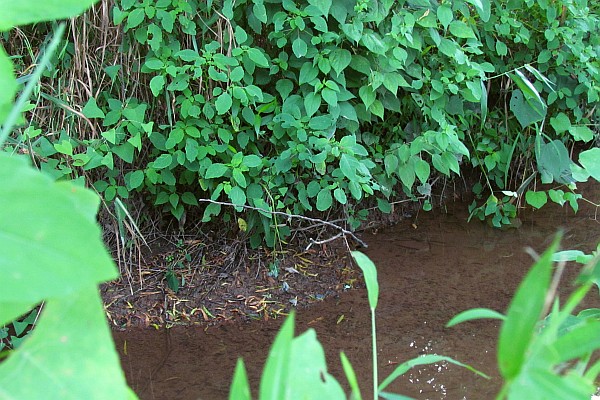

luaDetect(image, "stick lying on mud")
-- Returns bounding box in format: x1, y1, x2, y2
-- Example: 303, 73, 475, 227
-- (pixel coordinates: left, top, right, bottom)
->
197, 198, 368, 248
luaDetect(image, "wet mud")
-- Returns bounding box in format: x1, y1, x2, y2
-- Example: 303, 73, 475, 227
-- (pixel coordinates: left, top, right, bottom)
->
114, 184, 599, 399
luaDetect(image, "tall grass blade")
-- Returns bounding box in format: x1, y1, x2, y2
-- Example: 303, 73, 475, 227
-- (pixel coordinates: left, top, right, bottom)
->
259, 312, 294, 400
229, 359, 251, 400
340, 352, 362, 400
497, 234, 561, 379
446, 308, 505, 327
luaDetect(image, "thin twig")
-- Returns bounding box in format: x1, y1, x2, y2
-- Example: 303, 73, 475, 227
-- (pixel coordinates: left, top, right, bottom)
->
197, 198, 368, 248
305, 233, 343, 251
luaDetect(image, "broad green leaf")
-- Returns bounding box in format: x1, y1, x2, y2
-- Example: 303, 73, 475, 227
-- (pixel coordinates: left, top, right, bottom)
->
340, 153, 359, 181
215, 92, 233, 115
0, 155, 117, 305
361, 31, 387, 54
449, 21, 476, 39
275, 79, 293, 99
377, 198, 391, 213
551, 321, 600, 363
446, 308, 506, 327
153, 154, 172, 169
299, 62, 319, 85
329, 48, 352, 75
334, 187, 347, 204
466, 0, 490, 21
536, 139, 573, 184
175, 49, 199, 62
0, 0, 99, 30
229, 359, 251, 400
149, 75, 165, 97
125, 8, 145, 30
316, 187, 332, 211
384, 154, 398, 176
510, 90, 545, 128
0, 287, 131, 399
308, 114, 333, 130
525, 190, 548, 209
498, 235, 561, 380
569, 126, 594, 142
0, 46, 15, 123
351, 251, 379, 310
378, 354, 488, 392
359, 86, 376, 109
307, 0, 332, 16
242, 154, 262, 168
229, 186, 246, 207
246, 48, 269, 68
82, 97, 105, 119
579, 148, 600, 181
205, 163, 229, 179
398, 163, 415, 189
414, 157, 430, 183
550, 112, 571, 133
288, 329, 345, 397
125, 170, 144, 190
437, 5, 453, 29
292, 37, 307, 58
259, 313, 294, 400
304, 92, 321, 117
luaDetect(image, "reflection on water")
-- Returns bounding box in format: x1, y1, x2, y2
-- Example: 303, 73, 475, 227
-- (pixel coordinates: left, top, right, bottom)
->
114, 183, 599, 399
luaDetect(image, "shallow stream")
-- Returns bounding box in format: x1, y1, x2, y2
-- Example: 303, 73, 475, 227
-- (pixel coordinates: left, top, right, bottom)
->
114, 184, 599, 399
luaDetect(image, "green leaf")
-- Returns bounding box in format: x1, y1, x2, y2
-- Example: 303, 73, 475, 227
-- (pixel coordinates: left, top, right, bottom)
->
292, 37, 308, 58
437, 5, 453, 29
351, 252, 379, 310
377, 198, 391, 213
153, 154, 172, 169
378, 355, 488, 392
0, 154, 117, 318
0, 46, 16, 122
340, 352, 362, 400
510, 89, 545, 128
308, 115, 333, 130
229, 186, 247, 207
466, 0, 490, 21
537, 139, 573, 184
449, 21, 475, 39
329, 49, 352, 75
579, 148, 600, 181
358, 86, 376, 109
259, 313, 294, 400
82, 97, 105, 119
149, 75, 165, 97
498, 235, 561, 380
414, 157, 430, 183
316, 187, 332, 211
175, 49, 199, 62
569, 126, 594, 142
215, 92, 233, 115
125, 170, 144, 190
125, 8, 145, 30
205, 163, 229, 179
275, 79, 293, 100
446, 308, 506, 327
299, 62, 319, 85
550, 112, 571, 133
229, 359, 251, 400
0, 287, 131, 399
242, 154, 262, 168
361, 31, 387, 54
333, 187, 347, 204
287, 329, 345, 397
340, 154, 359, 181
304, 92, 321, 117
307, 0, 332, 16
0, 0, 99, 30
525, 190, 548, 209
246, 48, 269, 68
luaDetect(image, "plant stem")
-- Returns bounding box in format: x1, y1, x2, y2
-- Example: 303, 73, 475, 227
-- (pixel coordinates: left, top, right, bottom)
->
0, 23, 65, 146
371, 307, 378, 400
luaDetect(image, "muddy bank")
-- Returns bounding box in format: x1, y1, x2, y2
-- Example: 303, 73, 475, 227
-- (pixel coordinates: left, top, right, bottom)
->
114, 184, 599, 399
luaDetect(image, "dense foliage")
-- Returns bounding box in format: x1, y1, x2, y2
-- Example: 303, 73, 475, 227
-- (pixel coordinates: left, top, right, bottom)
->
4, 0, 600, 245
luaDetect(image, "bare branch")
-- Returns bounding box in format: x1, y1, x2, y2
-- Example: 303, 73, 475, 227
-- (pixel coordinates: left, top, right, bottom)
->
197, 198, 368, 248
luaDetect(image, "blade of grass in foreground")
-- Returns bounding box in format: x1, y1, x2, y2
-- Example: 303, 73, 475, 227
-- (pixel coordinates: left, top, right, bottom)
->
378, 355, 490, 392
229, 359, 251, 400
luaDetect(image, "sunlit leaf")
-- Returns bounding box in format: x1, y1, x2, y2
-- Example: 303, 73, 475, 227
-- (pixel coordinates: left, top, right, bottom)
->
446, 308, 506, 327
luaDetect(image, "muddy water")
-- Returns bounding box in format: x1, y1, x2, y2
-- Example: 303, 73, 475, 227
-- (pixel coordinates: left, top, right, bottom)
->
114, 185, 599, 400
